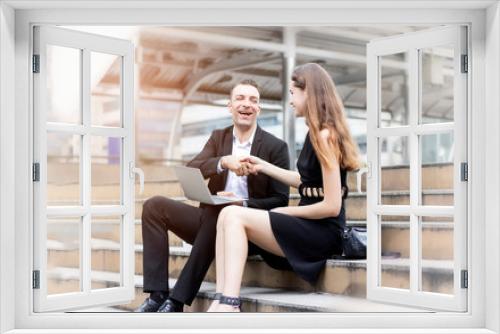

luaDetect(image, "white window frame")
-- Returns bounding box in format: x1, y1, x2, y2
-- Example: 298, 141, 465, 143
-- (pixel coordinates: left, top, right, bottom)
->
33, 26, 136, 312
366, 26, 468, 312
0, 1, 499, 333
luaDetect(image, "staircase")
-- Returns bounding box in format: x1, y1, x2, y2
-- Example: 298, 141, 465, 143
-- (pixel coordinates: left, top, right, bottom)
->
45, 162, 454, 312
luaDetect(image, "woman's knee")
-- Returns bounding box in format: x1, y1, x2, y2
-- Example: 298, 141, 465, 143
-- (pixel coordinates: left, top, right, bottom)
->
218, 206, 244, 229
220, 205, 240, 219
216, 206, 231, 231
216, 210, 227, 232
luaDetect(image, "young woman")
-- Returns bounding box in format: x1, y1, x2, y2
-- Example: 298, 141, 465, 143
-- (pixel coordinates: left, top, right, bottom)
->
207, 63, 360, 312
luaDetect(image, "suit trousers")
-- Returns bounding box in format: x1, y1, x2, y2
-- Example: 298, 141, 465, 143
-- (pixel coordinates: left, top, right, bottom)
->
141, 195, 222, 305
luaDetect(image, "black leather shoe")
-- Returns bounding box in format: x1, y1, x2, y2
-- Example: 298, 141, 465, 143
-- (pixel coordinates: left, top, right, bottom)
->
134, 297, 162, 312
157, 298, 184, 312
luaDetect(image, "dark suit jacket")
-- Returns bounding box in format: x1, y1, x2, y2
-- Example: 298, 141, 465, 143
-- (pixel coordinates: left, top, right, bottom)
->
187, 125, 290, 210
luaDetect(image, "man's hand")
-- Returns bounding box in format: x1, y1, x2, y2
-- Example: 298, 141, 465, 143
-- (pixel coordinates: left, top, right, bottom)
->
221, 155, 250, 176
217, 191, 244, 206
240, 155, 265, 175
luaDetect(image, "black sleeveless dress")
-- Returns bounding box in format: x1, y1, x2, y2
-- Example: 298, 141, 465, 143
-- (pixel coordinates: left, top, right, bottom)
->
252, 131, 347, 285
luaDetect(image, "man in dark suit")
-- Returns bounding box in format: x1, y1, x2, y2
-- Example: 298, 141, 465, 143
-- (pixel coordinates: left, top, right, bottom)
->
135, 79, 290, 312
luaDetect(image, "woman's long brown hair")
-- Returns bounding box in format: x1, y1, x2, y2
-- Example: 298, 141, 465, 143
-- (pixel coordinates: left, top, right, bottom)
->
292, 63, 360, 171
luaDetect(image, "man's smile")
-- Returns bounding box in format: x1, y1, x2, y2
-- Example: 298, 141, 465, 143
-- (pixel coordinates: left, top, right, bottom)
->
238, 110, 253, 117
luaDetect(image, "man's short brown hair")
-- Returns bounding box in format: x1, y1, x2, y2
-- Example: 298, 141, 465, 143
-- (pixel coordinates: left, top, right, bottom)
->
230, 79, 260, 98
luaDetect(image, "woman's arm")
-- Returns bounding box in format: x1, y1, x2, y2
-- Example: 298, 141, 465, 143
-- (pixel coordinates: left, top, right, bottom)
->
271, 130, 343, 219
245, 155, 301, 188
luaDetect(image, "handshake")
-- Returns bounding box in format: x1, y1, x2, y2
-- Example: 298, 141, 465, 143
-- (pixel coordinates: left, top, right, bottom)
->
220, 155, 265, 177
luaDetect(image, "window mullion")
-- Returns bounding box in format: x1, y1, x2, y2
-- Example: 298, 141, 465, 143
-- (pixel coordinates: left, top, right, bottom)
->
81, 48, 91, 294
409, 48, 420, 294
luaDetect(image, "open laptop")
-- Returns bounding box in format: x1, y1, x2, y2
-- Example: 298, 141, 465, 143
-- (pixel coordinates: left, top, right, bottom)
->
174, 166, 246, 205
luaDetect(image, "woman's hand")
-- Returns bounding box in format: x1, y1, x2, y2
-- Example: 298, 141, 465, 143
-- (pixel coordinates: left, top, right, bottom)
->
240, 155, 266, 175
221, 155, 250, 176
240, 155, 301, 189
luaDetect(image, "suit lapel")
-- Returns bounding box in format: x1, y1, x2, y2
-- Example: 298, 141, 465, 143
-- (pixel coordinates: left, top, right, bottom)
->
247, 126, 264, 196
250, 125, 263, 157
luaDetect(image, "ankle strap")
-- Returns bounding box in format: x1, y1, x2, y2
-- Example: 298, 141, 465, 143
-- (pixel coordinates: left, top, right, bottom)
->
214, 293, 222, 301
219, 295, 241, 307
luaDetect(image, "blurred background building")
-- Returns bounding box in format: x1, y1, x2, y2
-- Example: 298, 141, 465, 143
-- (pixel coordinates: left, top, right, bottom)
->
49, 25, 453, 170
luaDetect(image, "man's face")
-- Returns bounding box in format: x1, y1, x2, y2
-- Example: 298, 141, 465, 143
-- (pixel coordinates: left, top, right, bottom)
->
228, 84, 261, 130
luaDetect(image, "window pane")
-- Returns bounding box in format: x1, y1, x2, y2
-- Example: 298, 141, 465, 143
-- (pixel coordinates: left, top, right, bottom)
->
420, 45, 454, 124
379, 52, 410, 127
379, 136, 410, 205
420, 216, 454, 294
91, 136, 122, 205
46, 45, 81, 124
91, 52, 122, 127
420, 133, 454, 206
380, 215, 410, 290
47, 217, 81, 294
47, 132, 81, 206
91, 215, 122, 290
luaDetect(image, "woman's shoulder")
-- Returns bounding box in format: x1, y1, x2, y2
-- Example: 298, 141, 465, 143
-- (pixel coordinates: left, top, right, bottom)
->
319, 128, 333, 143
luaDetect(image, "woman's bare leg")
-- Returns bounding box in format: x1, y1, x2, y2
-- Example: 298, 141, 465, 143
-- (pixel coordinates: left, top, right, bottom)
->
215, 206, 285, 312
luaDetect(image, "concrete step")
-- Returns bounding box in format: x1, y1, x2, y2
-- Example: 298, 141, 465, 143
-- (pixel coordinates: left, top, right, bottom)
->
342, 190, 453, 221
133, 191, 453, 222
48, 271, 430, 313
164, 248, 454, 296
186, 284, 431, 313
47, 163, 454, 209
47, 219, 184, 247
47, 162, 453, 193
47, 180, 184, 205
47, 241, 454, 297
49, 182, 453, 209
345, 221, 454, 260
48, 166, 453, 223
47, 163, 178, 185
48, 215, 453, 261
47, 188, 453, 222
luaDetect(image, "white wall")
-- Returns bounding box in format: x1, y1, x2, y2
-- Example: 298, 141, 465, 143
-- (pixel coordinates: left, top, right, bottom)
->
485, 2, 500, 333
2, 3, 499, 333
0, 2, 16, 333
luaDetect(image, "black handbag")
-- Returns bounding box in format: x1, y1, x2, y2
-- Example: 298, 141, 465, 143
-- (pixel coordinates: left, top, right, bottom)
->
341, 226, 367, 259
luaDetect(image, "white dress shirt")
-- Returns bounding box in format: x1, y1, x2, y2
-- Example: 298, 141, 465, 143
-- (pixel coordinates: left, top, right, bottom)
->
216, 127, 256, 201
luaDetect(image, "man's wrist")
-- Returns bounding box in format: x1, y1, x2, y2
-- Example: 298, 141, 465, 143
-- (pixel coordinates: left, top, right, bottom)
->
217, 157, 225, 174
242, 200, 248, 207
220, 155, 232, 169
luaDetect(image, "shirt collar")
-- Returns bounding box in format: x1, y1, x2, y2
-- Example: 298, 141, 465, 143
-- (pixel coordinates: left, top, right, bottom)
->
232, 126, 257, 146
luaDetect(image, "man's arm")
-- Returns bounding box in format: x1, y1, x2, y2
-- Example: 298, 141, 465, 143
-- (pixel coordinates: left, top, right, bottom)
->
186, 131, 221, 179
246, 141, 290, 210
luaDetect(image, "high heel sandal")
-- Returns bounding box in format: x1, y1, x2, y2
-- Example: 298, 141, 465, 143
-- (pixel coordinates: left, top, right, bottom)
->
219, 295, 241, 312
206, 293, 222, 312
